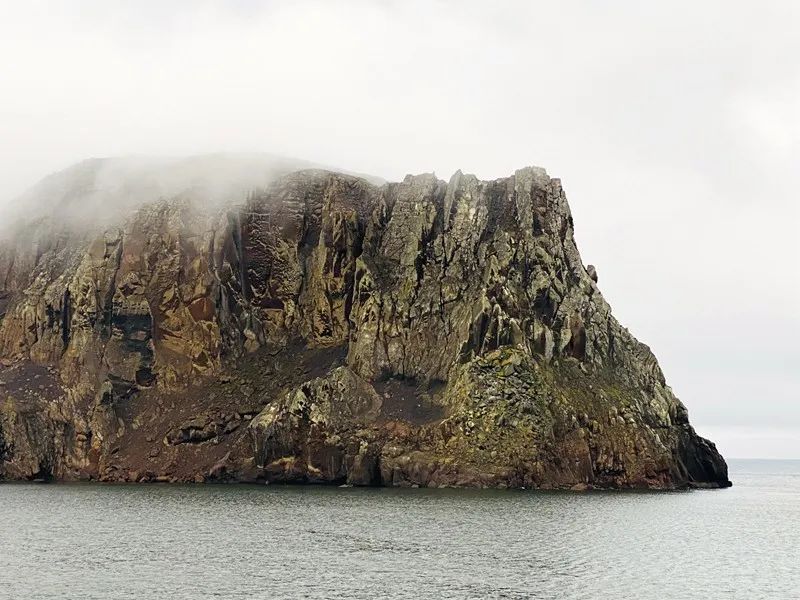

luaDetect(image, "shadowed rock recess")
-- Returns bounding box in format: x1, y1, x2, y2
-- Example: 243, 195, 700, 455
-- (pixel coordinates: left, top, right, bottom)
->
0, 164, 730, 489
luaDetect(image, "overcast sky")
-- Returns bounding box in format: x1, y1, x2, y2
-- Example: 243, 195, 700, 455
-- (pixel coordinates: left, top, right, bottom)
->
1, 1, 798, 458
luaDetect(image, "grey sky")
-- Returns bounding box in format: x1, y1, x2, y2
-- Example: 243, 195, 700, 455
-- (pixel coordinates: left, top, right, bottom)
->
1, 1, 798, 457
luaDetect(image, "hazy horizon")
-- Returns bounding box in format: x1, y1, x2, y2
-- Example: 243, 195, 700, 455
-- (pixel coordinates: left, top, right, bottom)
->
1, 1, 798, 459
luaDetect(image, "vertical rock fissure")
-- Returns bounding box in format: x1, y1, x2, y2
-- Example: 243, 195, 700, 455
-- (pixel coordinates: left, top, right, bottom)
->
60, 289, 71, 349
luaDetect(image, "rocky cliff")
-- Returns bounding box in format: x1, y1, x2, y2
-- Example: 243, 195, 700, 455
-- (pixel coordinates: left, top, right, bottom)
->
0, 160, 730, 489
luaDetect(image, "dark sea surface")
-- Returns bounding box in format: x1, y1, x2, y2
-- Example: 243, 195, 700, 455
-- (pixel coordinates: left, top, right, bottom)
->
1, 459, 798, 599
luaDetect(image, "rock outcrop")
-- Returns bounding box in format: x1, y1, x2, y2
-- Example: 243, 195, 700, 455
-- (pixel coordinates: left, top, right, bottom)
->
0, 160, 730, 489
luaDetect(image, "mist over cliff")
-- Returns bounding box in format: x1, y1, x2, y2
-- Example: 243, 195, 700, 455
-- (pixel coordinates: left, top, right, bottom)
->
0, 154, 386, 238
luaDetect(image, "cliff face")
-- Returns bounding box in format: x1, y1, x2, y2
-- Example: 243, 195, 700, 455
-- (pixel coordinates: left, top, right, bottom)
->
0, 162, 730, 489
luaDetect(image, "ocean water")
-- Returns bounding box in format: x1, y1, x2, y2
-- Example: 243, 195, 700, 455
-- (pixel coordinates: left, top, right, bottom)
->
0, 459, 798, 599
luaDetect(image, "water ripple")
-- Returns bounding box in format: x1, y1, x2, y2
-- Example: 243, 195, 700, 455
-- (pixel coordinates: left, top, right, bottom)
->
0, 459, 798, 599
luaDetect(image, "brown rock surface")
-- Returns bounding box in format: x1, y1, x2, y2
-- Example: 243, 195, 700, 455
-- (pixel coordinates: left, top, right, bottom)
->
0, 159, 730, 489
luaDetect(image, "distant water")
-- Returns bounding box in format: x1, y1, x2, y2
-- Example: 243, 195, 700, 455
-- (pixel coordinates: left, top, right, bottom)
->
1, 459, 798, 599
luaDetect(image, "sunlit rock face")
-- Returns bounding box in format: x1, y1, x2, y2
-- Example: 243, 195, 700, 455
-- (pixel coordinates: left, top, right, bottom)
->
0, 160, 729, 489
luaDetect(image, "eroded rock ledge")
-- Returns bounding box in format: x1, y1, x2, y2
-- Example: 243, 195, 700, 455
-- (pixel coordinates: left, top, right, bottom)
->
0, 165, 730, 489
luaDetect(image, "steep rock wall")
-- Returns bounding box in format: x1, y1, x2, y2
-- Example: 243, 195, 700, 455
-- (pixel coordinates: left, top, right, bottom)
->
0, 166, 730, 489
